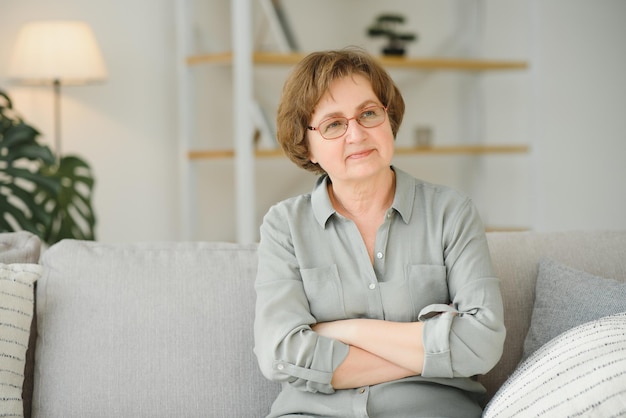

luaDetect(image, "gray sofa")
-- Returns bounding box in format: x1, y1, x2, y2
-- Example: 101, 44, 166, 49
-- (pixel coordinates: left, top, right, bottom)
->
1, 230, 625, 417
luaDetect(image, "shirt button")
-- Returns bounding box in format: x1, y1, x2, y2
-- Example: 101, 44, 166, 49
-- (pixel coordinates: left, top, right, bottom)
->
359, 388, 366, 394
277, 364, 284, 371
376, 252, 383, 259
368, 283, 376, 290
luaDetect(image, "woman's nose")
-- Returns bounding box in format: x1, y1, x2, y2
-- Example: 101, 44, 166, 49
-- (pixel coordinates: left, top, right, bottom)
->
344, 119, 367, 143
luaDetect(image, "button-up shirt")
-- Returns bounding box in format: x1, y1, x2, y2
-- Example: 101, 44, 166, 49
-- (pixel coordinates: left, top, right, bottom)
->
254, 167, 505, 417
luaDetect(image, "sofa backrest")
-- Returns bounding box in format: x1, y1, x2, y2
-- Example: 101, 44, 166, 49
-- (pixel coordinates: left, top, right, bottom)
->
33, 240, 280, 418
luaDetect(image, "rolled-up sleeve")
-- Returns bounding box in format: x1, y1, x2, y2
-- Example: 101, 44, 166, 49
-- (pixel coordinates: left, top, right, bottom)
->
253, 204, 349, 394
419, 199, 506, 378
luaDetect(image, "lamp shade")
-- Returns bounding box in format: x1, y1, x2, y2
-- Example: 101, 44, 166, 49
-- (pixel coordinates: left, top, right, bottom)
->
8, 20, 108, 85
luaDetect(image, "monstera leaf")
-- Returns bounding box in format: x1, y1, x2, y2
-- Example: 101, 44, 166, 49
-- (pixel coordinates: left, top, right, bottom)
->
0, 121, 58, 236
0, 90, 96, 245
39, 156, 96, 243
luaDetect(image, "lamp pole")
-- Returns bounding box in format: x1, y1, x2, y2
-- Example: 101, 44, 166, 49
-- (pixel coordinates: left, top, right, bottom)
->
53, 78, 62, 158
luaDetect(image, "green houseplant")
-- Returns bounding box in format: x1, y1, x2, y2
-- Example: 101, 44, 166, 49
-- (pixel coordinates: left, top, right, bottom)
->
367, 14, 417, 56
0, 90, 96, 245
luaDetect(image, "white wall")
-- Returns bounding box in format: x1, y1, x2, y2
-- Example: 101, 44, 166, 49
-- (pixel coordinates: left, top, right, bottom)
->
531, 0, 626, 231
1, 0, 625, 243
0, 0, 180, 242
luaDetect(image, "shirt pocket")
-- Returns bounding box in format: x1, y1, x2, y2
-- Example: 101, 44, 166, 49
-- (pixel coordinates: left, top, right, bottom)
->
406, 264, 449, 319
300, 264, 346, 322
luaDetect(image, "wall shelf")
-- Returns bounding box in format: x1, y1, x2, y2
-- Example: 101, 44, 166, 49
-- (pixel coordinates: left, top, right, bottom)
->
186, 51, 528, 71
187, 144, 530, 160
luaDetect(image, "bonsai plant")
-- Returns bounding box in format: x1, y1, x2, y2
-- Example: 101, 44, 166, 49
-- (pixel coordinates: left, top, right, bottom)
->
0, 90, 96, 245
367, 14, 417, 56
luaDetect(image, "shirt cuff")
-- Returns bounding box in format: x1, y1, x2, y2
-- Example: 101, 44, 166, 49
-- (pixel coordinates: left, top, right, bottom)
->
272, 360, 335, 393
272, 339, 349, 394
419, 304, 456, 378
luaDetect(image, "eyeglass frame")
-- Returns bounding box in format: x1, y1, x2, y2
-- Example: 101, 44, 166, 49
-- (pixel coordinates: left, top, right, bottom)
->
306, 105, 388, 140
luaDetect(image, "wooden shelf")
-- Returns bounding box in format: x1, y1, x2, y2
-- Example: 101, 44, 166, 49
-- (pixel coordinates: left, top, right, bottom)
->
186, 51, 233, 65
186, 51, 528, 71
188, 144, 530, 160
394, 144, 530, 155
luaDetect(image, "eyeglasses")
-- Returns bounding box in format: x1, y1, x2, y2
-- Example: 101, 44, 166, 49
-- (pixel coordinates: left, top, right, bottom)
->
307, 106, 387, 140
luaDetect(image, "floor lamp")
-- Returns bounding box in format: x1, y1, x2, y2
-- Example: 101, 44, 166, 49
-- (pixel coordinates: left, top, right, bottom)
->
7, 20, 108, 157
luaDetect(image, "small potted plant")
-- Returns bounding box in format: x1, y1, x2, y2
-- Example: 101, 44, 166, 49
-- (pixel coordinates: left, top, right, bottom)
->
0, 90, 96, 245
367, 14, 417, 56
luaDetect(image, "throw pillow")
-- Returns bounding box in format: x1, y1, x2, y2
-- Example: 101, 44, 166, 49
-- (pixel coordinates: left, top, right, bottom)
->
0, 263, 41, 418
522, 257, 626, 360
483, 312, 626, 417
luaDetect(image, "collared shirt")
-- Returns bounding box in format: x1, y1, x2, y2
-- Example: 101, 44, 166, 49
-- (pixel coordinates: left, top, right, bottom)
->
254, 167, 505, 417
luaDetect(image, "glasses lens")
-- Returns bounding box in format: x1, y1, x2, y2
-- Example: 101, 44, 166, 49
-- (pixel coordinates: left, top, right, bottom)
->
320, 118, 348, 139
358, 106, 386, 128
315, 106, 387, 139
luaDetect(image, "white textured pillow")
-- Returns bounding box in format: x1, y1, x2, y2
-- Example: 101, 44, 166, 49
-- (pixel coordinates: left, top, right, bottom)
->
0, 263, 40, 417
484, 312, 626, 417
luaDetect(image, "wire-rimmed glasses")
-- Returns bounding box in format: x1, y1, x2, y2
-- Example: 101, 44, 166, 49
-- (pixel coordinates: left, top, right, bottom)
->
307, 106, 388, 140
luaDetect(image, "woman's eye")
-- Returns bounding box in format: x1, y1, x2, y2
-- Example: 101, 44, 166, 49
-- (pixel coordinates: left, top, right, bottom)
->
360, 109, 376, 119
323, 119, 344, 131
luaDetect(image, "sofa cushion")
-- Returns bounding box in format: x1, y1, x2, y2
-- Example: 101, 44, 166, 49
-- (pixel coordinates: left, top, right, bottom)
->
481, 230, 626, 403
483, 312, 626, 417
522, 258, 626, 360
0, 263, 40, 418
33, 240, 280, 418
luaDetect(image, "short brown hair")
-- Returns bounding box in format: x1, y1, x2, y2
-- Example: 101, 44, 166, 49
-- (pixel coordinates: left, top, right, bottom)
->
276, 47, 405, 174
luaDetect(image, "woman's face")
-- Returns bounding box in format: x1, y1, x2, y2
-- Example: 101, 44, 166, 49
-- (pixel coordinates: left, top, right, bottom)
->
307, 74, 395, 184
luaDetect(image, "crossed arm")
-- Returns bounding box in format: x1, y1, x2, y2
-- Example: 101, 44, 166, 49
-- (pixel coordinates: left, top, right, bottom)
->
312, 319, 425, 389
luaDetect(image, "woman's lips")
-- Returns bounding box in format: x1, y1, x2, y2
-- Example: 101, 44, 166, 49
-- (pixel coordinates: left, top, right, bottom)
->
346, 149, 374, 160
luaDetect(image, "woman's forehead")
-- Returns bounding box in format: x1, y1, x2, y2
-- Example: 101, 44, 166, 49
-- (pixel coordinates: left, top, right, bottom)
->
313, 75, 378, 115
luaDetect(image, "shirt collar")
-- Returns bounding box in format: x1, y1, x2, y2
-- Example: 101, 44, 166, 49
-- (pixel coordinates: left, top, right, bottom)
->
311, 175, 334, 228
311, 166, 414, 228
390, 166, 414, 224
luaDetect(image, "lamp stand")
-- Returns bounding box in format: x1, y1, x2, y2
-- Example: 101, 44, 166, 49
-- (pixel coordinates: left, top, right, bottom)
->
53, 78, 62, 158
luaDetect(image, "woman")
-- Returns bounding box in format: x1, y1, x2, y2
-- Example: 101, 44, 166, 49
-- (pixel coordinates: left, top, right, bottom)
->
254, 47, 505, 417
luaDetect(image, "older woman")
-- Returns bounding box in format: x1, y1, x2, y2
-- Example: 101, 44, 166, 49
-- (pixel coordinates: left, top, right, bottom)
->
253, 47, 505, 418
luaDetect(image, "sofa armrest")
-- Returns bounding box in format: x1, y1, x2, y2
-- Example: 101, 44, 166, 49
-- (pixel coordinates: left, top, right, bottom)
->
0, 231, 41, 264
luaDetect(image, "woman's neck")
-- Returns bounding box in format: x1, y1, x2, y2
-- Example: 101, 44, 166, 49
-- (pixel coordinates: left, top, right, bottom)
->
329, 168, 396, 218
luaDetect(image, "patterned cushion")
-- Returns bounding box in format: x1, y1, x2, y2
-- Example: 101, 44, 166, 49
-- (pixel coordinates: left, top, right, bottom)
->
0, 263, 41, 417
483, 312, 626, 417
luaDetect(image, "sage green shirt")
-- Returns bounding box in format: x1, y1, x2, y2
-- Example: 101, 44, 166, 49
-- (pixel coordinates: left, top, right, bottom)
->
254, 167, 505, 417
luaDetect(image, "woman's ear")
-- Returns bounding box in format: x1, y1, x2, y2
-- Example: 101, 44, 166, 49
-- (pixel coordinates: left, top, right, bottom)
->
308, 145, 318, 164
